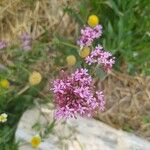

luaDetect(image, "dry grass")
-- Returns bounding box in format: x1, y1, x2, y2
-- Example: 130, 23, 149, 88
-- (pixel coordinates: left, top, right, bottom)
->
0, 0, 77, 42
98, 71, 150, 140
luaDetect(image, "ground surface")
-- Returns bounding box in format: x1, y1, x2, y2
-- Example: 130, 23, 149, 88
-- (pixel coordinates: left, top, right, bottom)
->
98, 71, 150, 140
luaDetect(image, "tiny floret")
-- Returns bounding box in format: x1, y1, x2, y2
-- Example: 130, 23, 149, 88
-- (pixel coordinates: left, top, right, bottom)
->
0, 41, 6, 50
29, 71, 42, 86
52, 68, 105, 119
88, 15, 99, 27
66, 55, 76, 66
0, 79, 10, 89
79, 47, 91, 58
21, 33, 32, 51
31, 135, 41, 148
85, 45, 115, 71
0, 113, 8, 123
77, 25, 102, 47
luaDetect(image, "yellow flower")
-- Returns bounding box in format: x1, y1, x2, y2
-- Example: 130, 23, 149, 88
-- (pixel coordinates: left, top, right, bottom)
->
29, 71, 42, 86
0, 113, 8, 123
79, 47, 90, 58
0, 79, 10, 89
88, 15, 99, 27
31, 135, 41, 148
66, 55, 76, 66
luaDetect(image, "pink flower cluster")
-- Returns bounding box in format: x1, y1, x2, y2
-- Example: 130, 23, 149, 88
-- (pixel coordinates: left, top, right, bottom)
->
77, 25, 102, 47
20, 33, 32, 51
85, 45, 115, 71
0, 41, 6, 50
52, 68, 105, 119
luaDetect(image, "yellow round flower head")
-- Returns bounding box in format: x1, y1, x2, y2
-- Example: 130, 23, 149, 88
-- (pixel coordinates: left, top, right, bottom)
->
0, 113, 8, 123
79, 47, 91, 58
29, 71, 42, 86
31, 135, 41, 148
88, 15, 99, 27
66, 55, 76, 66
0, 79, 10, 89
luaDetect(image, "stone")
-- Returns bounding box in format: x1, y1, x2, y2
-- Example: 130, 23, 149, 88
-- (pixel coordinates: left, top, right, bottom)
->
16, 107, 150, 150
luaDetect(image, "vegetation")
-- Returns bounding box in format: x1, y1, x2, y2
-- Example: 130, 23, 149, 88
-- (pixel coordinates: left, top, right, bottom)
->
0, 0, 149, 149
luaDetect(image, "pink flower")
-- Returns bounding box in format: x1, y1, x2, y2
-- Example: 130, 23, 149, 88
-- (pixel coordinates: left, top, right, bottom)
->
77, 25, 102, 47
0, 41, 6, 50
85, 45, 115, 71
20, 33, 32, 51
96, 91, 105, 111
51, 68, 105, 119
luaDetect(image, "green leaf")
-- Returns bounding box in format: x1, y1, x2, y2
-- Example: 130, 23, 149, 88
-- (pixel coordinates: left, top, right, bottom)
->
96, 68, 107, 80
142, 116, 149, 124
64, 7, 85, 25
43, 120, 56, 138
102, 0, 123, 16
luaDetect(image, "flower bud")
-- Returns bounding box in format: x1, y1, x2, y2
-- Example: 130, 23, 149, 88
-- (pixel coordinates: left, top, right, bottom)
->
88, 15, 99, 27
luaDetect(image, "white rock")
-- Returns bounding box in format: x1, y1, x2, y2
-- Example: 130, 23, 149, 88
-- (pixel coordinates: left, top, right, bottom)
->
16, 107, 150, 150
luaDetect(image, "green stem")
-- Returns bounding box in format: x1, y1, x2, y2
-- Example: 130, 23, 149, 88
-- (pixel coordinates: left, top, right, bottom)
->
17, 85, 30, 96
59, 41, 78, 49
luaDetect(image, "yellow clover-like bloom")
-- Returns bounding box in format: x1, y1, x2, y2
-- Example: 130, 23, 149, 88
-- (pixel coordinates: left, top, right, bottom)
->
31, 135, 41, 148
0, 113, 8, 123
88, 15, 99, 27
79, 47, 91, 58
66, 55, 76, 66
29, 71, 42, 86
0, 79, 10, 89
